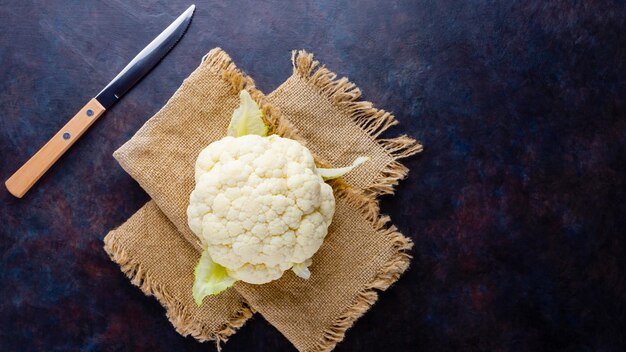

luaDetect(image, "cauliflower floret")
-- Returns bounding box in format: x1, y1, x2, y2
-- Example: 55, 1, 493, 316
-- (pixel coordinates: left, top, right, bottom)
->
187, 134, 335, 284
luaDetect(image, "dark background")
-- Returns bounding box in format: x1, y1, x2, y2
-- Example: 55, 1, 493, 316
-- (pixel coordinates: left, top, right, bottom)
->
1, 0, 625, 351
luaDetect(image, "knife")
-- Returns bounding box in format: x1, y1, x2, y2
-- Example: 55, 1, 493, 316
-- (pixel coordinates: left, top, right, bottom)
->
5, 5, 195, 198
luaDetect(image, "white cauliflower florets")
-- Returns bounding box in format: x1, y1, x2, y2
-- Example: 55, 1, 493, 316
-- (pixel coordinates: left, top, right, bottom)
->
187, 134, 335, 284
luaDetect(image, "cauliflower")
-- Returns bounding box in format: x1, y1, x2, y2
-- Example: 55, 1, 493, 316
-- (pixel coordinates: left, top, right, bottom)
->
188, 133, 335, 284
188, 91, 367, 305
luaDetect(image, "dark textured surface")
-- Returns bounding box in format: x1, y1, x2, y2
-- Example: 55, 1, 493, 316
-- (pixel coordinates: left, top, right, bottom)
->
1, 0, 625, 351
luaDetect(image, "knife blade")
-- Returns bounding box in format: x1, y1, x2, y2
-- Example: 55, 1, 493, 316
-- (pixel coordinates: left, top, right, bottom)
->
5, 5, 195, 198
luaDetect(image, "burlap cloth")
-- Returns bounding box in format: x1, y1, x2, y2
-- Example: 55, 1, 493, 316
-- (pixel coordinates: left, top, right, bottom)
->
104, 48, 421, 351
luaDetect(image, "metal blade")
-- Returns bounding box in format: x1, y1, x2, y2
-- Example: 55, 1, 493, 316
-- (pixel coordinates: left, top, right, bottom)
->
95, 5, 195, 109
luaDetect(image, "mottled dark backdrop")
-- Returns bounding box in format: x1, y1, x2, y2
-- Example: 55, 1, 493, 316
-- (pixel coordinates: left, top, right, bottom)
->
1, 0, 625, 351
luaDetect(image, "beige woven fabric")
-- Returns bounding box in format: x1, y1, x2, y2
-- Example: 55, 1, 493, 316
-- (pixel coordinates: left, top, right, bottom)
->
104, 48, 421, 351
104, 201, 253, 343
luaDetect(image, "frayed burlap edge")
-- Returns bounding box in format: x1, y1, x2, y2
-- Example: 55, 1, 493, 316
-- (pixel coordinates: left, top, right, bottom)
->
103, 47, 300, 349
302, 181, 413, 352
291, 50, 423, 197
104, 47, 271, 349
103, 231, 255, 350
285, 51, 418, 351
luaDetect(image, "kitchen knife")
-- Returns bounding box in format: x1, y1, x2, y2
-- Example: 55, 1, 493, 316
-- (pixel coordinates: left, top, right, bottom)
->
5, 4, 195, 198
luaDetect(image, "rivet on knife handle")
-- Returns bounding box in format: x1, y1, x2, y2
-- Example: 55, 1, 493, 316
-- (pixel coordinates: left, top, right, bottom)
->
5, 99, 106, 198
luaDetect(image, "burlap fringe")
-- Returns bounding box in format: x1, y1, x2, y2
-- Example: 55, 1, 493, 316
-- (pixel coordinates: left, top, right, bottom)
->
291, 50, 424, 196
287, 51, 418, 351
303, 183, 413, 352
102, 50, 267, 350
103, 233, 254, 350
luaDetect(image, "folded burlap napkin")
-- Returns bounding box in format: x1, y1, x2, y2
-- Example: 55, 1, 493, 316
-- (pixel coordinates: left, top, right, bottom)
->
104, 48, 421, 351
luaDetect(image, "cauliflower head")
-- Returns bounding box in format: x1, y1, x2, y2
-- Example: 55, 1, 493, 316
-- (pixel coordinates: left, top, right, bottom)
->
187, 134, 335, 284
188, 90, 368, 305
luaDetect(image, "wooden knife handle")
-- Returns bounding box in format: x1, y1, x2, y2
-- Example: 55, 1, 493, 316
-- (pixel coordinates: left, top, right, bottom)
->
5, 98, 106, 198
